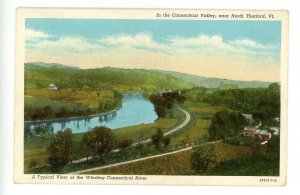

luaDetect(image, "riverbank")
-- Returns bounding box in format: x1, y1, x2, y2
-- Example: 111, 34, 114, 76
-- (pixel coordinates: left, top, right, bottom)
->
24, 108, 118, 125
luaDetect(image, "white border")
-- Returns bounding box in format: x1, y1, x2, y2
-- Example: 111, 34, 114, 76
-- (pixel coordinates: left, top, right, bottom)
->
14, 8, 288, 186
1, 0, 299, 194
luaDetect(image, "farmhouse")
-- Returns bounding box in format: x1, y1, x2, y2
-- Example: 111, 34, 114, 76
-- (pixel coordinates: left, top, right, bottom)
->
254, 130, 272, 140
49, 83, 58, 91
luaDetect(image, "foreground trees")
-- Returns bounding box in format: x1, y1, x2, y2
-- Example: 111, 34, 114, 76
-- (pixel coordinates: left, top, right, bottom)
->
48, 128, 73, 168
82, 126, 116, 159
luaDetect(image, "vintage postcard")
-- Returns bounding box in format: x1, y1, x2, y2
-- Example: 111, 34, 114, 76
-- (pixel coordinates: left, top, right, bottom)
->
15, 8, 288, 185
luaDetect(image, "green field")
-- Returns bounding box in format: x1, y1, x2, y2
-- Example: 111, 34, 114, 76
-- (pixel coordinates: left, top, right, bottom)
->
82, 149, 193, 175
168, 119, 210, 147
24, 64, 280, 176
82, 141, 255, 175
24, 64, 193, 121
26, 88, 115, 109
205, 153, 279, 176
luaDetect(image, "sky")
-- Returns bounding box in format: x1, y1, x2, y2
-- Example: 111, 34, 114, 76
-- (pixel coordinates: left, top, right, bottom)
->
25, 19, 281, 82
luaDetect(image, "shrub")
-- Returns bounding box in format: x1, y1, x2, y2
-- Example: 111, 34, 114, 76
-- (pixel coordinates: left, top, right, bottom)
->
162, 137, 171, 147
118, 139, 133, 150
191, 144, 215, 173
151, 128, 164, 148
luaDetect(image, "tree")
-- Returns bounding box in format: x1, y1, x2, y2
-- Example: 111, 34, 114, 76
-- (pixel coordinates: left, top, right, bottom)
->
151, 128, 164, 148
191, 144, 215, 173
162, 137, 171, 147
117, 138, 133, 159
208, 109, 247, 141
82, 130, 95, 161
48, 128, 73, 168
118, 139, 133, 151
82, 126, 116, 158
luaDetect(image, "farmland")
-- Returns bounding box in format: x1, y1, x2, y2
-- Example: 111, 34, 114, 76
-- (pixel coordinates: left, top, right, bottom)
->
81, 141, 255, 175
24, 63, 280, 176
25, 63, 192, 121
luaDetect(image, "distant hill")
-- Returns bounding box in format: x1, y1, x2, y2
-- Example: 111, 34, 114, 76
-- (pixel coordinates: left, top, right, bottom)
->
25, 62, 80, 70
155, 70, 272, 88
25, 63, 193, 91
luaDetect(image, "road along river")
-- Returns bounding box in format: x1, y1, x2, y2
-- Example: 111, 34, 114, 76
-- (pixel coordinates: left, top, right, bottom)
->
71, 107, 191, 164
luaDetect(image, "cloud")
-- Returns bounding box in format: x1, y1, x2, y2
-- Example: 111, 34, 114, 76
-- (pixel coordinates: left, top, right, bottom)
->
100, 34, 166, 51
230, 39, 271, 49
25, 29, 277, 57
25, 29, 49, 40
170, 35, 223, 47
26, 36, 104, 53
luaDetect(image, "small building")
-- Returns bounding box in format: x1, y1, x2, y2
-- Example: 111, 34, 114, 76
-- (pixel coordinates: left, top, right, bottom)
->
242, 127, 256, 137
243, 127, 271, 140
254, 130, 272, 140
49, 83, 58, 91
243, 114, 254, 125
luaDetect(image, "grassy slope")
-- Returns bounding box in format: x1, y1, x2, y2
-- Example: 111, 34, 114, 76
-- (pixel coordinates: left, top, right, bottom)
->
83, 141, 254, 175
205, 153, 279, 176
84, 149, 193, 175
25, 88, 114, 109
24, 64, 193, 121
25, 64, 193, 92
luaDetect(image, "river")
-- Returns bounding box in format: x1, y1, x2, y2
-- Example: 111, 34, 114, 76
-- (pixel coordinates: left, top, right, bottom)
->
25, 93, 158, 133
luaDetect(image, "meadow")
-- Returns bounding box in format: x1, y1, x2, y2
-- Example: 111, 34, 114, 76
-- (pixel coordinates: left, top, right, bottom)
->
24, 64, 280, 176
82, 141, 255, 175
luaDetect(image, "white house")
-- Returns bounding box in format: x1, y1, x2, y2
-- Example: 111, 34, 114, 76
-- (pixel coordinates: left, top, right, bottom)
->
49, 83, 58, 91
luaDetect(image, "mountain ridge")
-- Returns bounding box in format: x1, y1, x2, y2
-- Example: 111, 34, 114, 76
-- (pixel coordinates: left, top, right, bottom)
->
154, 69, 273, 88
25, 62, 273, 89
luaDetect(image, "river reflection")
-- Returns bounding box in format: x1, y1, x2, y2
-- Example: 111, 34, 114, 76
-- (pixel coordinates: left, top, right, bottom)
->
25, 93, 158, 133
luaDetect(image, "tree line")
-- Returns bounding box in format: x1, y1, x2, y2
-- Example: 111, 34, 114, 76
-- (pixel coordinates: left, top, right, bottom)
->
46, 126, 171, 168
149, 91, 186, 117
25, 104, 92, 121
204, 83, 280, 122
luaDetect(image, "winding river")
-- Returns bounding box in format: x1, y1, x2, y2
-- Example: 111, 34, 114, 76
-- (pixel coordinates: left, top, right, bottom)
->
26, 93, 158, 133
